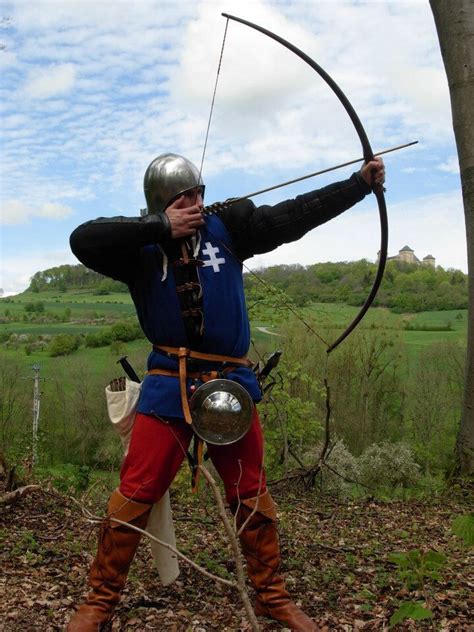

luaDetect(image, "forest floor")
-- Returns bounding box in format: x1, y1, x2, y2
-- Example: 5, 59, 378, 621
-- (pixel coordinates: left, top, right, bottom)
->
0, 477, 472, 632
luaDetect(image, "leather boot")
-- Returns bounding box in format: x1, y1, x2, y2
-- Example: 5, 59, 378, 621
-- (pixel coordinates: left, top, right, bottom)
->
67, 489, 152, 632
235, 491, 319, 632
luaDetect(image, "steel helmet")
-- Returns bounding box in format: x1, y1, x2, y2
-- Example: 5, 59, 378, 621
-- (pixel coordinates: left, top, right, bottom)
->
143, 153, 205, 215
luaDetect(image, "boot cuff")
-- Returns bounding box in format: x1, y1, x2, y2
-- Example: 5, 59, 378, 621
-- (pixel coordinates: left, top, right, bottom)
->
107, 489, 152, 529
241, 490, 277, 521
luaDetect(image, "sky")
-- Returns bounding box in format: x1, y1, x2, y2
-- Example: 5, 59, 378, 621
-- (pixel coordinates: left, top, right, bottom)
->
0, 0, 467, 296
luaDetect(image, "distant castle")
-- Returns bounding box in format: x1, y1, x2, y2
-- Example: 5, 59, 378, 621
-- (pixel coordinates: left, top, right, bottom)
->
377, 245, 435, 267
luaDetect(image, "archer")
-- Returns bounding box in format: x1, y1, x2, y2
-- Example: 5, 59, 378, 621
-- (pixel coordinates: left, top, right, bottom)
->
68, 152, 384, 631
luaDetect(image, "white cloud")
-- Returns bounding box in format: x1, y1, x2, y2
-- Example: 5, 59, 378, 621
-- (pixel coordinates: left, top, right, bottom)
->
40, 202, 74, 219
249, 190, 467, 274
2, 0, 454, 200
11, 0, 193, 32
23, 63, 77, 99
438, 156, 459, 175
1, 200, 29, 224
1, 199, 73, 225
163, 0, 454, 179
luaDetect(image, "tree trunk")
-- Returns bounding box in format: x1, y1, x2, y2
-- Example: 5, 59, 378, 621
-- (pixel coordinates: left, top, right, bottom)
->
430, 0, 474, 475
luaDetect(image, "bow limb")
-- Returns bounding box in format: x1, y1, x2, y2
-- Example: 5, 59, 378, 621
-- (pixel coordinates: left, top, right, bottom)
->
222, 13, 388, 353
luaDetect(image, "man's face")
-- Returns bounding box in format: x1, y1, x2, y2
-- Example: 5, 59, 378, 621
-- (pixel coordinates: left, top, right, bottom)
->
171, 187, 203, 209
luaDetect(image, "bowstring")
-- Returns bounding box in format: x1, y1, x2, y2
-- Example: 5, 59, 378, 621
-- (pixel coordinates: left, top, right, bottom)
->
226, 242, 329, 348
197, 17, 229, 184
184, 20, 229, 265
198, 15, 331, 351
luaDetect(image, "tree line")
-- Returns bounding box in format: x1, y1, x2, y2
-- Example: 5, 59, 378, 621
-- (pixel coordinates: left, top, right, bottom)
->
28, 264, 127, 294
244, 260, 467, 311
26, 261, 467, 313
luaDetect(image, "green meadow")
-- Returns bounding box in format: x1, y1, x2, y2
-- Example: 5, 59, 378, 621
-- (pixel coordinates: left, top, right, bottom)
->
252, 302, 467, 355
0, 291, 467, 366
1, 288, 467, 391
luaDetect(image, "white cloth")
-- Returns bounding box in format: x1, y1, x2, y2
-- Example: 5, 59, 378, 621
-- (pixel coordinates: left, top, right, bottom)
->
105, 379, 179, 585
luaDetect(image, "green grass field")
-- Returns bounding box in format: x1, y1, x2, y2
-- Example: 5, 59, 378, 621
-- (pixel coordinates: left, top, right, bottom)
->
0, 290, 467, 374
0, 338, 149, 376
254, 302, 467, 354
1, 324, 109, 336
0, 290, 136, 336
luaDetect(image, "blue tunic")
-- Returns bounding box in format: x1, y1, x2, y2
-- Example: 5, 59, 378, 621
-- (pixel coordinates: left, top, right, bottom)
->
131, 214, 262, 418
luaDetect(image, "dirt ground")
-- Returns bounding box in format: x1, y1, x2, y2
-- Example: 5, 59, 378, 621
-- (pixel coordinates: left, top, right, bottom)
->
1, 480, 472, 631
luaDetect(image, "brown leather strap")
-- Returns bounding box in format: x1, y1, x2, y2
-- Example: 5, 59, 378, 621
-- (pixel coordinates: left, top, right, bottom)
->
179, 348, 192, 425
154, 345, 251, 367
147, 368, 221, 380
240, 490, 277, 521
176, 282, 202, 294
148, 343, 249, 434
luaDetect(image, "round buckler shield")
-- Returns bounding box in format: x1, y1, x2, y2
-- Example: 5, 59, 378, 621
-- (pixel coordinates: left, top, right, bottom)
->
189, 379, 253, 445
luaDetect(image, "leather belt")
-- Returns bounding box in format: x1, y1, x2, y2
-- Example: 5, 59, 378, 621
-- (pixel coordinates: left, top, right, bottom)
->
148, 346, 251, 426
153, 345, 251, 367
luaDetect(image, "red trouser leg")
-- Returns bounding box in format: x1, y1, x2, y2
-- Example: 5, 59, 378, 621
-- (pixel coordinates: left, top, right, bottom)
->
120, 413, 194, 503
207, 407, 266, 505
119, 408, 266, 505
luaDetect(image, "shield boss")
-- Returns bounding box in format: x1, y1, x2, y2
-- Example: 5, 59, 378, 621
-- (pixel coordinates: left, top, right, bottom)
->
189, 379, 253, 445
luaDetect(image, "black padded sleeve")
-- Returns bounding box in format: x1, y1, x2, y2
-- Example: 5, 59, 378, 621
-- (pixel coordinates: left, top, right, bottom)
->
220, 172, 371, 261
69, 213, 171, 282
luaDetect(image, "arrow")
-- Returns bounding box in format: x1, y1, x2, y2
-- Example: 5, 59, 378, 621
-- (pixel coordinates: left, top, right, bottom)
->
204, 140, 417, 212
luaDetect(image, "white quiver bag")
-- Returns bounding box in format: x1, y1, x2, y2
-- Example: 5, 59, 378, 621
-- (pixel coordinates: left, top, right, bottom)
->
105, 378, 179, 585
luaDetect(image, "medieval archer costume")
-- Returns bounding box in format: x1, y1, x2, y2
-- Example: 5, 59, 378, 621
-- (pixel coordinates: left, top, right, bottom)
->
67, 153, 371, 631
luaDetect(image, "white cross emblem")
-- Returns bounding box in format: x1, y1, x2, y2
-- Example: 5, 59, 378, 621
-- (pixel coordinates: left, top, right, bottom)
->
202, 241, 226, 273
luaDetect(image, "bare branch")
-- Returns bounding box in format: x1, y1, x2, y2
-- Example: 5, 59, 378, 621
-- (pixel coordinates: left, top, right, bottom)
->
199, 464, 261, 632
0, 484, 41, 505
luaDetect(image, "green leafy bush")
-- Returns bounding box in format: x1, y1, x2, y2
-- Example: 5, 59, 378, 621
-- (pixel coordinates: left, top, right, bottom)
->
48, 334, 81, 357
305, 440, 360, 494
84, 330, 113, 348
390, 601, 433, 627
84, 322, 142, 348
48, 463, 91, 492
110, 321, 142, 342
24, 300, 45, 313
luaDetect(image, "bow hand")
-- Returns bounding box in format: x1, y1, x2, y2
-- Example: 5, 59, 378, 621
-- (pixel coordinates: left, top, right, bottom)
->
361, 157, 385, 191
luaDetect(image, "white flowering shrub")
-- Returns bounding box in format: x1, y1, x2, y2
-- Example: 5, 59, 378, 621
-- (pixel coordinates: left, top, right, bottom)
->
305, 440, 360, 495
358, 442, 420, 489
